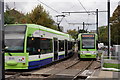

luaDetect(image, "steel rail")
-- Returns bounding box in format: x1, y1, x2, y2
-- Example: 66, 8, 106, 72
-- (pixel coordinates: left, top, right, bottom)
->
42, 60, 80, 80
72, 60, 94, 80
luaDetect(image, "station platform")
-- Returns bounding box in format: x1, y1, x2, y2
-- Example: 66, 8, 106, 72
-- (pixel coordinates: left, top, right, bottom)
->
88, 70, 120, 79
88, 56, 120, 79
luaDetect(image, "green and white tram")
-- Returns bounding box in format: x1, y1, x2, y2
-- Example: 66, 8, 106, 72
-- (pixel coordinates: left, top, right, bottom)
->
4, 24, 74, 69
78, 33, 98, 59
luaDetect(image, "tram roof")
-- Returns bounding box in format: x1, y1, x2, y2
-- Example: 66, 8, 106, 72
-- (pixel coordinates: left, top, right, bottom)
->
6, 24, 69, 37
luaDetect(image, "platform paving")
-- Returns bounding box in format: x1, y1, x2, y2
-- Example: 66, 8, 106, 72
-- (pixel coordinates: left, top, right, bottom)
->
56, 69, 80, 76
32, 68, 54, 74
103, 59, 120, 64
88, 70, 120, 79
98, 71, 113, 78
44, 68, 63, 75
113, 72, 120, 78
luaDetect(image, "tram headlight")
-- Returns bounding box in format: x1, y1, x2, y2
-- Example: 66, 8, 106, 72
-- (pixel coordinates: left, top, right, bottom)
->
5, 46, 8, 49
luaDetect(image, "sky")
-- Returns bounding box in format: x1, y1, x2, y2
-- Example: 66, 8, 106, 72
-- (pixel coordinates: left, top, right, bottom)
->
4, 0, 120, 32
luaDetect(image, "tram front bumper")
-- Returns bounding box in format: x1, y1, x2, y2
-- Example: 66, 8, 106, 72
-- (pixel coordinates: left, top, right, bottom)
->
80, 54, 96, 58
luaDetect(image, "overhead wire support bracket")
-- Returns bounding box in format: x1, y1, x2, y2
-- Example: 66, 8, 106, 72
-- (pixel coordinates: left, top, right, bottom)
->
69, 22, 96, 31
56, 15, 66, 31
56, 15, 65, 17
68, 23, 96, 25
62, 11, 107, 14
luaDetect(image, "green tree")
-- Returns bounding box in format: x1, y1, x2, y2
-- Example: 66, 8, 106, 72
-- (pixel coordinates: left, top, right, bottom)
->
98, 6, 120, 45
4, 6, 26, 24
4, 4, 60, 31
110, 5, 120, 45
111, 23, 120, 45
4, 12, 15, 24
67, 29, 78, 40
98, 26, 108, 45
27, 5, 58, 30
4, 4, 15, 24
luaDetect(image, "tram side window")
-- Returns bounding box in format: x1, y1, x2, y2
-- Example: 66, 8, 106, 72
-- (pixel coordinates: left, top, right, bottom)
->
40, 38, 53, 54
68, 41, 72, 50
27, 37, 53, 55
70, 42, 72, 50
59, 40, 64, 51
27, 37, 40, 55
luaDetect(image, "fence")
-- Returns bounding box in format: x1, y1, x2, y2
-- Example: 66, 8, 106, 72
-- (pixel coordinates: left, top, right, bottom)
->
101, 52, 120, 71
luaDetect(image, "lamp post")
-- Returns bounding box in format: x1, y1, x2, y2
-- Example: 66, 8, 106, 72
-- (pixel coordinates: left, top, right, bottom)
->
0, 0, 4, 79
96, 9, 99, 40
107, 0, 110, 59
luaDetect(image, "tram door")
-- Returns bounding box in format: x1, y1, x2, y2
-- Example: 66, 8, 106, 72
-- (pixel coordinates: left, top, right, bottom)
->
53, 38, 58, 61
65, 40, 68, 57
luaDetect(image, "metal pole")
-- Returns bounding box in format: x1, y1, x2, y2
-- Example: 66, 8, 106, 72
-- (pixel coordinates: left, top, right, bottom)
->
78, 27, 79, 33
57, 23, 60, 31
96, 9, 99, 39
108, 0, 110, 59
83, 22, 85, 31
0, 0, 4, 80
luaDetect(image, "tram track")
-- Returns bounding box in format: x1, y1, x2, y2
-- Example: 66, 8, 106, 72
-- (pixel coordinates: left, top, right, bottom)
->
42, 60, 81, 79
40, 60, 94, 80
72, 60, 93, 80
18, 58, 80, 79
38, 60, 93, 79
5, 52, 78, 79
5, 60, 95, 80
5, 52, 98, 80
5, 72, 22, 80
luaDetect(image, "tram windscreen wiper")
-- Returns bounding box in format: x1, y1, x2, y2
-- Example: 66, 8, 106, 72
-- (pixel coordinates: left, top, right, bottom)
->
4, 47, 12, 56
86, 49, 89, 51
8, 53, 12, 56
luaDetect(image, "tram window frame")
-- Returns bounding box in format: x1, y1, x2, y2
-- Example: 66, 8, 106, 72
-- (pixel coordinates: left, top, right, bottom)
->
27, 37, 53, 55
81, 34, 95, 49
40, 38, 53, 54
59, 40, 64, 51
27, 37, 40, 55
4, 25, 26, 52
